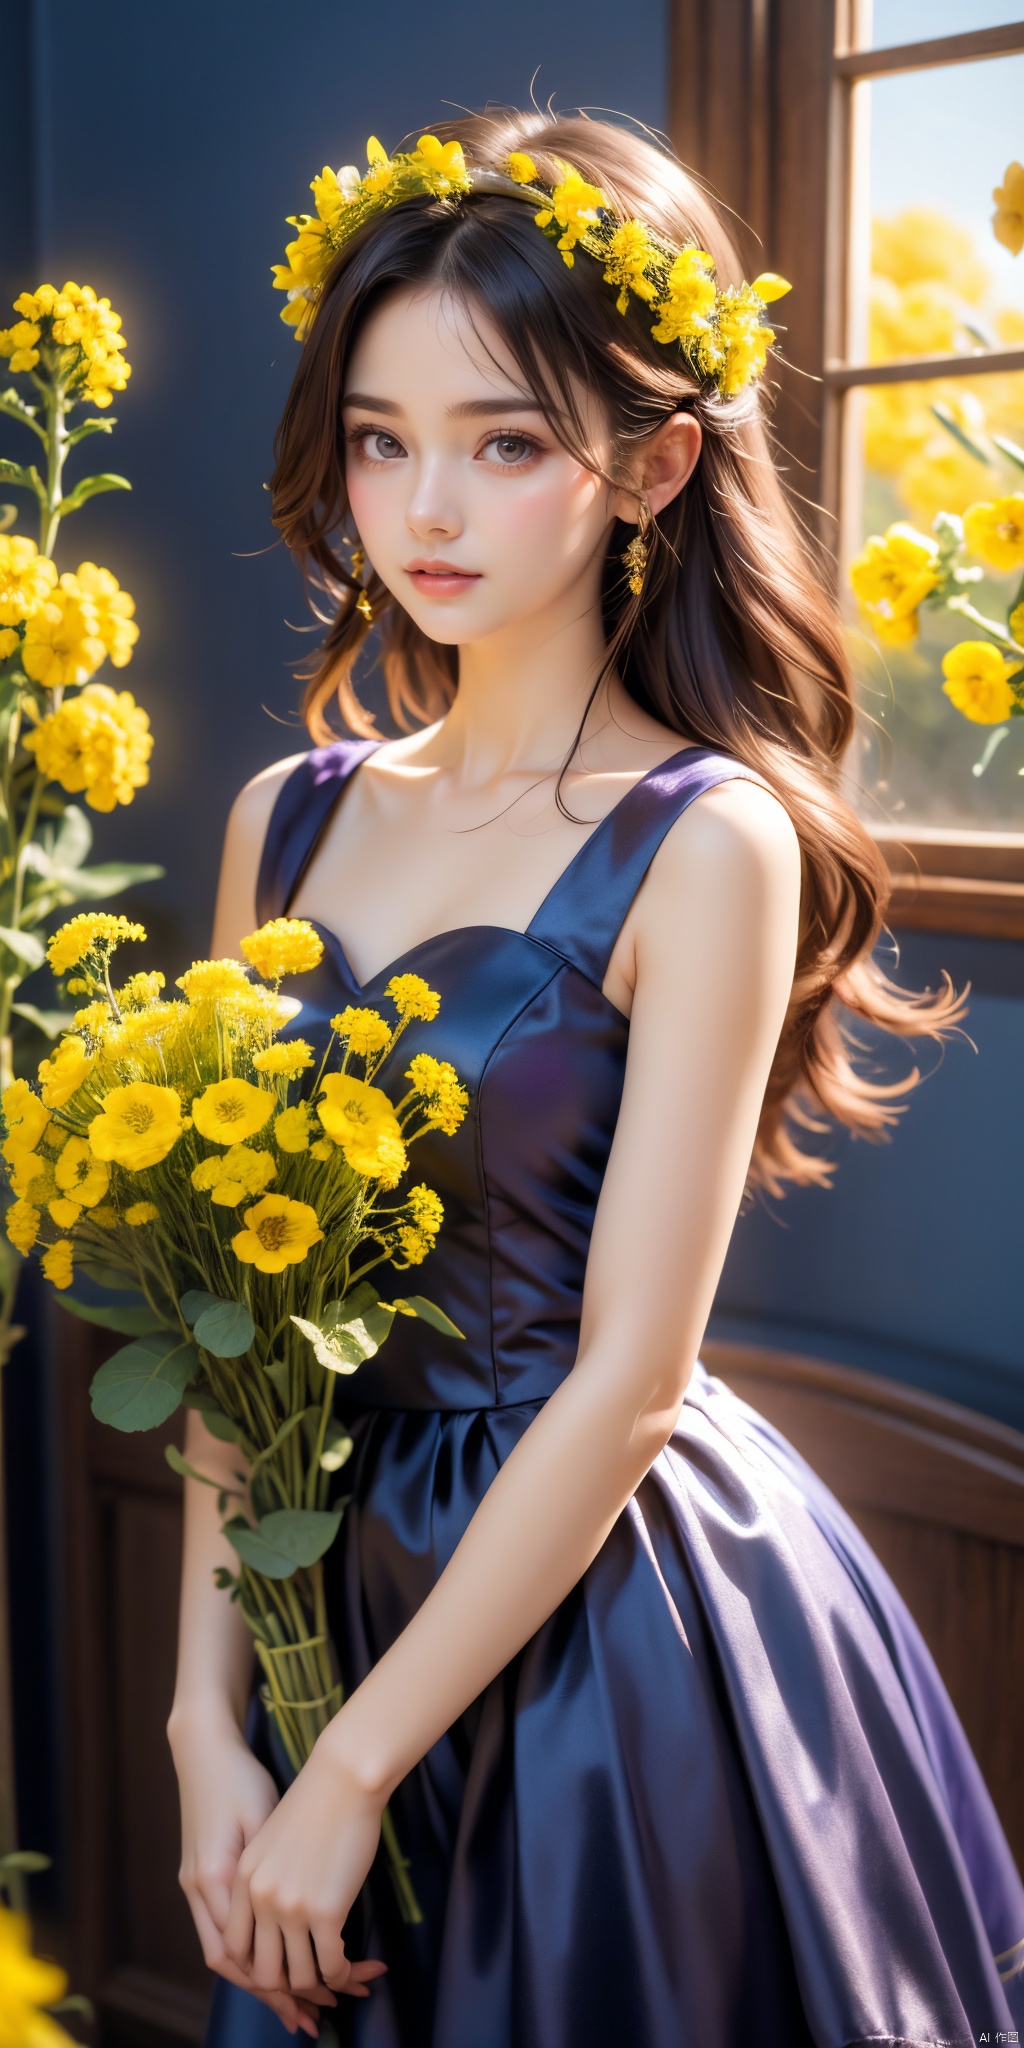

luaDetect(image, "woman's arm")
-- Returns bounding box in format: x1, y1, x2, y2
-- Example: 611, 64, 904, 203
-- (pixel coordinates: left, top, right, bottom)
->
220, 778, 803, 1997
168, 763, 385, 2027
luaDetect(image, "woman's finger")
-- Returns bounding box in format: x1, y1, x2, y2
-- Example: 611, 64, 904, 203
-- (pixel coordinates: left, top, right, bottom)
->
188, 1894, 319, 2039
251, 1908, 286, 1993
282, 1920, 337, 2005
222, 1870, 256, 1971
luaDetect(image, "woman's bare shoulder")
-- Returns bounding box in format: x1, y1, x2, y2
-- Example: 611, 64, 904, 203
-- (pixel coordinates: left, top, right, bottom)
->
211, 752, 309, 955
640, 772, 802, 955
225, 751, 310, 852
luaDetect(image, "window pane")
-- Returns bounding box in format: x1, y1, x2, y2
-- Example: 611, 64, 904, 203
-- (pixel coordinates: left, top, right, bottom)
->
844, 371, 1024, 831
869, 2, 1024, 47
856, 52, 1024, 365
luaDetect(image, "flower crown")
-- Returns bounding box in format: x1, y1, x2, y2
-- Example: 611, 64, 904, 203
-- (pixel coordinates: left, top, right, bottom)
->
272, 134, 791, 398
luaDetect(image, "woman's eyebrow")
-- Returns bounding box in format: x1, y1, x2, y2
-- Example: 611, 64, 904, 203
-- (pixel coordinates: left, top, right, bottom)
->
342, 392, 544, 419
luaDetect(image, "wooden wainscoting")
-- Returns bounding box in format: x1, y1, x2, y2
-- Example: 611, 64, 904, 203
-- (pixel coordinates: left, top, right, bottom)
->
50, 1323, 1024, 2045
703, 1339, 1024, 1870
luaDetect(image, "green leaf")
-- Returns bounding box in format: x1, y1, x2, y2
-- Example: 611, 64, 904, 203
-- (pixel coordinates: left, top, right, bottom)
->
249, 1407, 311, 1474
390, 1294, 465, 1340
59, 471, 131, 516
89, 1333, 196, 1432
164, 1442, 233, 1490
46, 859, 164, 903
0, 389, 45, 441
180, 1289, 222, 1326
181, 1387, 243, 1445
11, 1003, 68, 1039
223, 1507, 343, 1579
0, 458, 44, 498
992, 432, 1024, 474
58, 1293, 165, 1335
53, 803, 92, 869
193, 1298, 256, 1359
49, 1997, 95, 2021
0, 924, 45, 970
75, 1259, 139, 1291
65, 415, 115, 446
320, 1422, 354, 1473
0, 1850, 50, 1873
330, 1284, 396, 1348
263, 1356, 291, 1405
291, 1311, 378, 1375
929, 402, 991, 466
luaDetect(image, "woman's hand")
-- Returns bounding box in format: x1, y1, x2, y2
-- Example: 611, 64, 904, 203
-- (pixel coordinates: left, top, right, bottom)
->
169, 1710, 332, 2037
222, 1733, 389, 2003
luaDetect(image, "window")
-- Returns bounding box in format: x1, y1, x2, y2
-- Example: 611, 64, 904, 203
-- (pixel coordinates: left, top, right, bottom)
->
670, 0, 1024, 933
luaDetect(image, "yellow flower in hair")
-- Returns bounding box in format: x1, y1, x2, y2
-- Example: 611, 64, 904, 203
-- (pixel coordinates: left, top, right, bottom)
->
0, 535, 57, 626
331, 1006, 391, 1056
192, 1078, 276, 1145
232, 1193, 324, 1273
650, 246, 717, 346
55, 1135, 109, 1207
47, 913, 146, 975
408, 134, 471, 194
253, 1039, 314, 1078
750, 273, 791, 305
963, 495, 1024, 575
849, 523, 941, 647
42, 1239, 74, 1288
602, 220, 660, 314
362, 135, 397, 195
535, 162, 609, 266
711, 286, 774, 397
941, 641, 1019, 724
89, 1082, 183, 1170
6, 1200, 40, 1254
241, 918, 324, 980
317, 1073, 407, 1182
506, 152, 538, 185
37, 1035, 94, 1109
384, 973, 440, 1021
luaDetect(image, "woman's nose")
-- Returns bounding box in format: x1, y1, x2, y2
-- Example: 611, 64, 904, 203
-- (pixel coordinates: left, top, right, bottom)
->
404, 458, 463, 542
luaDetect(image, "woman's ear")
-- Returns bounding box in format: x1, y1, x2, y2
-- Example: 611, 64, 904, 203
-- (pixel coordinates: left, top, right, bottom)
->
611, 412, 702, 524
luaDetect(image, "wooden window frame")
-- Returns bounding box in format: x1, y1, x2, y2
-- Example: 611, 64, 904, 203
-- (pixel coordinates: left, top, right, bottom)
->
669, 2, 1024, 937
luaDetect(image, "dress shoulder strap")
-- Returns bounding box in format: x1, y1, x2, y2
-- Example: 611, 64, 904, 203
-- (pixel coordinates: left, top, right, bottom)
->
526, 745, 770, 989
255, 738, 380, 922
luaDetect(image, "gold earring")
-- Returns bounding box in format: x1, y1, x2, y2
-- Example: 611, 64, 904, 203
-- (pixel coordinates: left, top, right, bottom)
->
349, 544, 373, 622
622, 500, 652, 597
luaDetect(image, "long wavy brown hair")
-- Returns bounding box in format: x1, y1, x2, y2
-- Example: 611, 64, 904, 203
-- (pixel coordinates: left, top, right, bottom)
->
270, 107, 963, 1197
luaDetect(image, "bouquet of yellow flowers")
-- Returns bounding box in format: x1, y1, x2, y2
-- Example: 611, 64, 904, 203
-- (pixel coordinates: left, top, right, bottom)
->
1, 909, 469, 1922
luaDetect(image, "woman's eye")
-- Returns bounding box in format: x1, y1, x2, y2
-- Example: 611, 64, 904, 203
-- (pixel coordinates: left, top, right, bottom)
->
483, 433, 537, 466
353, 429, 405, 462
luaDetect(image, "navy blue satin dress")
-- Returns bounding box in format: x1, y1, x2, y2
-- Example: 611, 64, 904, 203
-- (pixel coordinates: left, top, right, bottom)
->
206, 739, 1024, 2048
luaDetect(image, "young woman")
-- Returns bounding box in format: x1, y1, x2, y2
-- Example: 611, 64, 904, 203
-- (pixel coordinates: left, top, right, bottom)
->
169, 110, 1024, 2046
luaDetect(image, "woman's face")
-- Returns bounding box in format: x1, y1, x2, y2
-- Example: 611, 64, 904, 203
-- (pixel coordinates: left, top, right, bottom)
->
342, 286, 621, 645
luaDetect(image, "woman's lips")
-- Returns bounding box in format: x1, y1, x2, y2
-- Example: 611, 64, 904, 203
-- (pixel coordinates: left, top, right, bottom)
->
405, 562, 481, 598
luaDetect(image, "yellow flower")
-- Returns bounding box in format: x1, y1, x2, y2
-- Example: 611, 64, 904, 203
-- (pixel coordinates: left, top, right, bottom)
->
362, 135, 397, 194
89, 1082, 183, 1169
871, 209, 989, 302
1010, 601, 1024, 649
241, 918, 323, 980
710, 286, 775, 397
506, 151, 538, 185
408, 134, 471, 194
88, 1204, 117, 1226
405, 1053, 469, 1135
192, 1079, 276, 1145
330, 1006, 391, 1056
105, 1003, 182, 1058
192, 1143, 276, 1205
66, 562, 138, 668
993, 162, 1024, 257
73, 1000, 115, 1039
37, 1036, 94, 1109
175, 958, 251, 1002
0, 319, 42, 373
24, 683, 152, 809
41, 1239, 74, 1289
309, 1138, 333, 1161
384, 973, 440, 1021
117, 970, 165, 1007
650, 246, 717, 347
4, 1143, 44, 1199
5, 1200, 40, 1253
0, 535, 57, 627
602, 220, 659, 315
317, 1074, 407, 1183
21, 578, 106, 687
869, 276, 960, 364
0, 1902, 70, 2048
274, 1104, 312, 1154
54, 1136, 109, 1207
849, 522, 941, 646
2, 1082, 49, 1148
48, 1196, 81, 1228
941, 641, 1019, 724
20, 280, 132, 407
252, 1040, 314, 1077
408, 1182, 444, 1234
963, 495, 1024, 574
535, 162, 609, 265
125, 1201, 158, 1225
901, 439, 993, 529
0, 629, 18, 661
232, 1193, 324, 1273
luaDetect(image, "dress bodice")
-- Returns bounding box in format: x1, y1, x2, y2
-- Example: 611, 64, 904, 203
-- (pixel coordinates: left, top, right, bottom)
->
256, 738, 765, 1411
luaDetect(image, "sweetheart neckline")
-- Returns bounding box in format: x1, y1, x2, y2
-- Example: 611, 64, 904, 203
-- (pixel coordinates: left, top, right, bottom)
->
306, 917, 633, 1023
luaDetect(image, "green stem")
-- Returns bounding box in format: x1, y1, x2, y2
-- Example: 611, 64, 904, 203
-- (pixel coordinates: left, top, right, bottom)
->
40, 378, 68, 559
946, 594, 1024, 655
